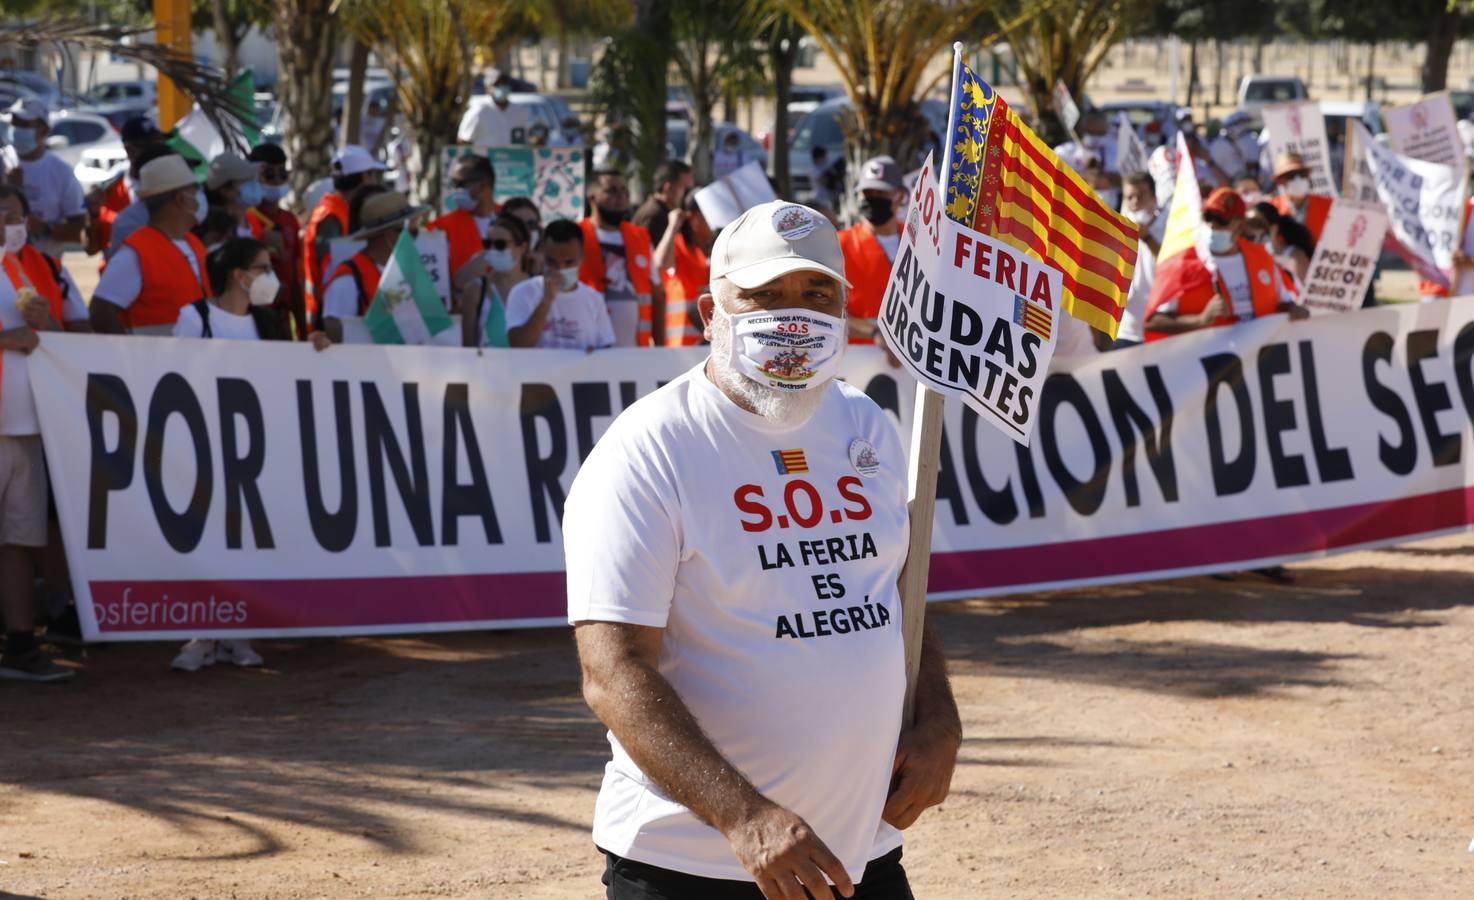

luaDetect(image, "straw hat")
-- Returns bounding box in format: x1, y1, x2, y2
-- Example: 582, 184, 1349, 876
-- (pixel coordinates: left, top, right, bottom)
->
349, 191, 429, 240
1272, 151, 1311, 181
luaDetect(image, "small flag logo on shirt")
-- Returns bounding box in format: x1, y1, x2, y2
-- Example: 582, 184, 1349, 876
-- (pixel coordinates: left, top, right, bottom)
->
1013, 294, 1052, 341
772, 449, 809, 475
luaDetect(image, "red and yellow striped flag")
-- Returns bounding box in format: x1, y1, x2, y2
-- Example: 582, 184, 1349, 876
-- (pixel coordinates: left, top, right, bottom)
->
943, 60, 1138, 338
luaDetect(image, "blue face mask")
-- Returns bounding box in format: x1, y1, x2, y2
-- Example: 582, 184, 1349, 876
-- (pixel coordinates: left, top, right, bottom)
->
237, 179, 264, 207
260, 182, 289, 203
194, 187, 208, 225
448, 189, 475, 212
9, 125, 37, 156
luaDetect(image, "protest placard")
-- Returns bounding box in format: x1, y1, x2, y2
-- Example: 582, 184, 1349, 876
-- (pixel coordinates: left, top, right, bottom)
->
1385, 92, 1465, 174
1351, 121, 1461, 289
327, 231, 451, 308
489, 146, 586, 222
881, 152, 1062, 445
1116, 113, 1148, 176
693, 160, 778, 229
1299, 200, 1389, 314
1052, 80, 1081, 134
1262, 100, 1337, 196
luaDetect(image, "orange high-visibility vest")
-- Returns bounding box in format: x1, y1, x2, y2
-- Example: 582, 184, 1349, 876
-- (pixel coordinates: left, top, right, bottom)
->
119, 226, 211, 328
303, 192, 350, 323
17, 245, 66, 322
578, 219, 655, 346
326, 252, 382, 318
1146, 239, 1282, 340
430, 208, 490, 277
87, 175, 132, 256
1271, 193, 1332, 244
839, 221, 903, 345
661, 233, 709, 347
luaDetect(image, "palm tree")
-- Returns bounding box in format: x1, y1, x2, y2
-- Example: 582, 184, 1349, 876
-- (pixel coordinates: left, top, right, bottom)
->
772, 0, 1028, 212
670, 2, 766, 184
273, 0, 341, 199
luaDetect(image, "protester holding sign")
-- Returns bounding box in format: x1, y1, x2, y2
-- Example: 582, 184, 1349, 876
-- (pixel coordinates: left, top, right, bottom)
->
506, 219, 614, 351
1270, 151, 1332, 243
840, 156, 907, 346
321, 190, 430, 343
567, 199, 960, 898
1146, 188, 1306, 336
578, 170, 654, 347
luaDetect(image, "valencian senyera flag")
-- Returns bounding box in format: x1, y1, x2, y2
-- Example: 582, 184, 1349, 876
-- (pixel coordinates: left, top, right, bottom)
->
942, 59, 1137, 338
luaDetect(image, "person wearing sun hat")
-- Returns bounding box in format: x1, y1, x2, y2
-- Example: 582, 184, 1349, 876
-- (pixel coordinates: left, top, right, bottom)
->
1145, 186, 1307, 337
1269, 150, 1332, 243
565, 199, 961, 898
318, 187, 430, 342
91, 153, 212, 335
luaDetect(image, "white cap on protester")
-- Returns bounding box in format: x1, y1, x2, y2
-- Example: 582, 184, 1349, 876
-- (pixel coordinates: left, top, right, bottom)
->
136, 155, 199, 198
709, 200, 851, 290
3, 97, 49, 124
205, 152, 262, 190
331, 144, 387, 176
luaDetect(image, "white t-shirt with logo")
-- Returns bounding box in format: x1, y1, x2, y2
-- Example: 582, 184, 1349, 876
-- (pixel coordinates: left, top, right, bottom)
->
0, 253, 89, 436
505, 275, 615, 349
565, 365, 910, 883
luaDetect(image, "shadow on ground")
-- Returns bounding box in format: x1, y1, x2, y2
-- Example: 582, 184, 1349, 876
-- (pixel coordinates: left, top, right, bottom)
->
2, 561, 1467, 861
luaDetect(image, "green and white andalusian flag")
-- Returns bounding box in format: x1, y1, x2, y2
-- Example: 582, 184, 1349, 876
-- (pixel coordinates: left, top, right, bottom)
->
166, 70, 260, 177
364, 229, 455, 345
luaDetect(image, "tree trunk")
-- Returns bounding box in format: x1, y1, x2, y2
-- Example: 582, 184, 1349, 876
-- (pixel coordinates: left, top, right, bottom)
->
1213, 40, 1223, 107
1253, 36, 1264, 73
556, 34, 571, 90
1421, 10, 1460, 93
1365, 41, 1376, 103
690, 61, 714, 184
769, 28, 799, 198
210, 0, 240, 76
631, 0, 671, 196
273, 0, 340, 202
341, 38, 369, 147
1186, 39, 1198, 110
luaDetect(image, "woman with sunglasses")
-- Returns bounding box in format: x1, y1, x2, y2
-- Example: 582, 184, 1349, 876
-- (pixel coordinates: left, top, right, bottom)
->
1143, 187, 1308, 339
499, 195, 544, 276
465, 214, 532, 348
247, 143, 305, 337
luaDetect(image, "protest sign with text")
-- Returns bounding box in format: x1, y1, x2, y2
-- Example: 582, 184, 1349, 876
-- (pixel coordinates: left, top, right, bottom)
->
327, 231, 452, 308
29, 296, 1474, 639
1262, 101, 1337, 196
1385, 92, 1466, 175
881, 153, 1062, 444
1351, 121, 1461, 289
1300, 200, 1389, 314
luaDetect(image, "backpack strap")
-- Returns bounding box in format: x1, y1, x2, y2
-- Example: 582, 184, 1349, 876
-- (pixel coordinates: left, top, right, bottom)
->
192, 299, 213, 338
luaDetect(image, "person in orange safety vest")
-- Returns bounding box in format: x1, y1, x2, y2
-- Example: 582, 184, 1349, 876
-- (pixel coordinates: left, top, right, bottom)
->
579, 169, 654, 347
838, 155, 906, 346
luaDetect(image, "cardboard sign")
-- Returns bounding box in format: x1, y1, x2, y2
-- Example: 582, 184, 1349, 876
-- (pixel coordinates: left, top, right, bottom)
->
882, 153, 1062, 444
326, 231, 452, 308
1262, 101, 1337, 196
1116, 113, 1148, 177
1300, 200, 1389, 314
1385, 92, 1466, 174
693, 161, 778, 229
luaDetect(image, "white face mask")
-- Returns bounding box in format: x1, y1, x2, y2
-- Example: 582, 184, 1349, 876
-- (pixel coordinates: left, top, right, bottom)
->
709, 298, 846, 424
486, 247, 517, 273
1201, 224, 1236, 255
1126, 207, 1156, 227
557, 266, 581, 291
247, 270, 280, 306
726, 304, 846, 394
3, 223, 26, 255
1283, 175, 1310, 200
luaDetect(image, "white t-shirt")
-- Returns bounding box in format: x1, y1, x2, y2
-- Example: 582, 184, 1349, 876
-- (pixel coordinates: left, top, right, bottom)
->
0, 252, 89, 436
108, 197, 149, 257
18, 152, 86, 257
457, 98, 528, 152
565, 366, 910, 883
94, 241, 204, 309
1116, 235, 1158, 343
875, 232, 901, 261
173, 302, 262, 341
322, 258, 382, 320
504, 276, 615, 349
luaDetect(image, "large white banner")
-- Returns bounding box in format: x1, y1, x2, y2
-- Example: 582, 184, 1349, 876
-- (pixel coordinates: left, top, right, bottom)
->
1350, 121, 1462, 289
1262, 101, 1337, 196
27, 298, 1474, 640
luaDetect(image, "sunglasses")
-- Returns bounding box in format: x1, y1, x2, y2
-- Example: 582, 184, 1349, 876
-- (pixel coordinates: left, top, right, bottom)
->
483, 238, 514, 251
260, 165, 289, 180
1203, 213, 1231, 227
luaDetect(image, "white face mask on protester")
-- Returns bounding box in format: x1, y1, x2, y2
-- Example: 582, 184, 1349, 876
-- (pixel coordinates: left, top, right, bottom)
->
708, 296, 846, 424
3, 223, 26, 255
247, 270, 280, 306
486, 247, 517, 273
1282, 175, 1310, 200
1126, 207, 1156, 227
557, 266, 581, 291
1201, 224, 1236, 255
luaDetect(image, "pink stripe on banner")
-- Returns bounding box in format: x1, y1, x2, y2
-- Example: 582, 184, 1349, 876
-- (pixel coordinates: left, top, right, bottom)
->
90, 571, 567, 632
89, 487, 1474, 634
929, 485, 1474, 593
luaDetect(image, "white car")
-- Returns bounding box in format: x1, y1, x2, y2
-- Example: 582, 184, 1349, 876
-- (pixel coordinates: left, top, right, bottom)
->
73, 140, 129, 190
46, 111, 121, 168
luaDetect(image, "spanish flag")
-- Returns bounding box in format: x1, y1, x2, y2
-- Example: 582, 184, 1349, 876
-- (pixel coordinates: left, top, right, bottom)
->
942, 59, 1138, 338
1143, 133, 1207, 321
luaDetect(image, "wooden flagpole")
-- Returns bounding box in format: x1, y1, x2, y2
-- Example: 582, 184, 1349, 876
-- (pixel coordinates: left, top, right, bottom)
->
899, 42, 965, 724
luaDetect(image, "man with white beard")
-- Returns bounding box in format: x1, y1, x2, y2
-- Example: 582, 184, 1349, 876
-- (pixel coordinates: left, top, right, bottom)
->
564, 200, 961, 900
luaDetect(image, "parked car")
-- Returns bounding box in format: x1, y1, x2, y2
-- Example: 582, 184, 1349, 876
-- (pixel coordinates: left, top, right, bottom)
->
75, 99, 155, 130
0, 72, 63, 111
44, 110, 120, 167
73, 141, 129, 190
665, 121, 769, 172
787, 95, 948, 194
666, 84, 694, 121
541, 93, 586, 146
509, 93, 580, 146
1237, 74, 1310, 127
88, 80, 157, 107
1095, 99, 1181, 147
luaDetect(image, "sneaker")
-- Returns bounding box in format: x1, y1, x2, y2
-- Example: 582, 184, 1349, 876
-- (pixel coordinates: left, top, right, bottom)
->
217, 639, 263, 668
45, 606, 85, 647
0, 649, 76, 683
171, 639, 218, 672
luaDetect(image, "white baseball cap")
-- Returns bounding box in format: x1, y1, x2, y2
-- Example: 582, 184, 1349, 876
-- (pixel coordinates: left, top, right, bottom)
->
709, 200, 851, 290
205, 152, 262, 190
3, 97, 48, 125
332, 144, 387, 176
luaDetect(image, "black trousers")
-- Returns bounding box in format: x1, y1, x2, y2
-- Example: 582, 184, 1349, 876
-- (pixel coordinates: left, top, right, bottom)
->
602, 846, 914, 899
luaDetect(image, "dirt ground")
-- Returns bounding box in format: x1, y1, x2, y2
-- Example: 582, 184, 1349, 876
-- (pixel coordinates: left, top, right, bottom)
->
3, 534, 1472, 899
